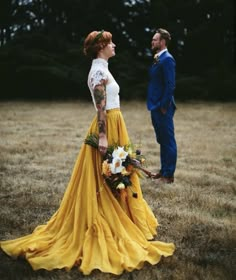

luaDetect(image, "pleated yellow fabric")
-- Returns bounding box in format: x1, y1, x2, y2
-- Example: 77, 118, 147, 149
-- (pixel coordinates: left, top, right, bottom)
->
0, 109, 175, 275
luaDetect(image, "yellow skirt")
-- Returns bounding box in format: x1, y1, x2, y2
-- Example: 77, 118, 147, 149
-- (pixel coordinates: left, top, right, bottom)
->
0, 109, 175, 275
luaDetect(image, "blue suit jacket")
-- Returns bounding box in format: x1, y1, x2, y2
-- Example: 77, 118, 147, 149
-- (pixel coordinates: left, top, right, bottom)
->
147, 51, 176, 111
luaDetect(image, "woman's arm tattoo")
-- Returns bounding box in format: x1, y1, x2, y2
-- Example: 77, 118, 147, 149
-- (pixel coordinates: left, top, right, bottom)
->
94, 84, 106, 135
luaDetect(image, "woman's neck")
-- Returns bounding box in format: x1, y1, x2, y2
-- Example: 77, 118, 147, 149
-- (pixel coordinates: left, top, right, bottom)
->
97, 54, 108, 61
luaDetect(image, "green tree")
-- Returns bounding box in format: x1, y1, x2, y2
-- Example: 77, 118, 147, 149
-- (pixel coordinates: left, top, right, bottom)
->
0, 0, 235, 100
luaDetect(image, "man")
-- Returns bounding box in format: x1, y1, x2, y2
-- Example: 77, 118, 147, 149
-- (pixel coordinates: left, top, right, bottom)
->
147, 28, 177, 184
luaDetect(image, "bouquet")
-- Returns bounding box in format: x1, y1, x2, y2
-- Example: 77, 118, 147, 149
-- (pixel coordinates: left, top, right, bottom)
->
85, 134, 153, 198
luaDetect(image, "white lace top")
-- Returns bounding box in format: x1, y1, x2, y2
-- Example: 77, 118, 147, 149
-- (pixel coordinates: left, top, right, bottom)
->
87, 58, 120, 110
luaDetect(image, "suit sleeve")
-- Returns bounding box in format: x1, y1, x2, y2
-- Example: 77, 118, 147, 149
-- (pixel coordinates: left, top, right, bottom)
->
160, 57, 176, 110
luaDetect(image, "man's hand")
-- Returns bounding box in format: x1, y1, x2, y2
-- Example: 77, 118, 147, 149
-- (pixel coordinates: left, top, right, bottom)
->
160, 108, 167, 114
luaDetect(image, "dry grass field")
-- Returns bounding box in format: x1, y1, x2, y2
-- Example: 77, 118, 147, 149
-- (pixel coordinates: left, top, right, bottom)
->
0, 101, 235, 280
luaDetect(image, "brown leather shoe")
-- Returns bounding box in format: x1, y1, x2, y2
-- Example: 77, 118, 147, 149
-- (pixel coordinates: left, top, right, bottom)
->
155, 176, 174, 184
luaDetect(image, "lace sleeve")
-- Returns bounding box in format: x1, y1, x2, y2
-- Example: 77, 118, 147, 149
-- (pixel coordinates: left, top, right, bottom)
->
89, 70, 107, 90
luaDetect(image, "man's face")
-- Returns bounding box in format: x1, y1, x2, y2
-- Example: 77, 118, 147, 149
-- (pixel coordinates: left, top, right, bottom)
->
151, 33, 162, 53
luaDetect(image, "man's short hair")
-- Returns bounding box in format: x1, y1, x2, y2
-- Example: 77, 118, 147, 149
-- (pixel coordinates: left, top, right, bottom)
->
156, 28, 171, 46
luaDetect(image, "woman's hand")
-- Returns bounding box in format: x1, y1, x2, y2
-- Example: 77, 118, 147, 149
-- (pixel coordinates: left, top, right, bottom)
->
98, 134, 108, 156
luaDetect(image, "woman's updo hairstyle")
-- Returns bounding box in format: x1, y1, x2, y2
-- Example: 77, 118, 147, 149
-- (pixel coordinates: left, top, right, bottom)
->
83, 30, 112, 59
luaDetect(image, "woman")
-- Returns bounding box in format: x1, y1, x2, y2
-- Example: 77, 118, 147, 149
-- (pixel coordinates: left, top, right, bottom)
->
0, 30, 175, 275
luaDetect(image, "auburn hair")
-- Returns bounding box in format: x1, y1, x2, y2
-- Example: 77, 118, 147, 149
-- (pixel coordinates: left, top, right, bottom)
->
83, 31, 112, 59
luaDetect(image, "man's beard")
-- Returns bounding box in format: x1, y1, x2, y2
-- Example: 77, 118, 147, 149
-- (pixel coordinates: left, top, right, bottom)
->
152, 46, 160, 54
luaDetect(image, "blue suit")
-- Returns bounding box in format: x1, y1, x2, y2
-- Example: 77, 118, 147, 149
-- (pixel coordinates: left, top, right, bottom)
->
147, 51, 177, 177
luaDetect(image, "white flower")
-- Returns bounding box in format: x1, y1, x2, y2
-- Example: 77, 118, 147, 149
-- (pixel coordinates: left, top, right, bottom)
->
116, 183, 125, 190
112, 146, 128, 161
110, 157, 123, 174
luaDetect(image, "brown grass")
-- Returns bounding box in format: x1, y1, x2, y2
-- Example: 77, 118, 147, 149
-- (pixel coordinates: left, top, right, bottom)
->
0, 101, 235, 280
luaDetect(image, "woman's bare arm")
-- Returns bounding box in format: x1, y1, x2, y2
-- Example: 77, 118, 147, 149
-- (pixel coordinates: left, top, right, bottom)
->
93, 82, 108, 155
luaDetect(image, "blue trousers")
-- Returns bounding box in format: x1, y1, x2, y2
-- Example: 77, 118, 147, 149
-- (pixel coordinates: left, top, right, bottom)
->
151, 104, 177, 177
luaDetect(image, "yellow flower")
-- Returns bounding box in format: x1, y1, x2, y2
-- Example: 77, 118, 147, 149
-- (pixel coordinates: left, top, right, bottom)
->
132, 152, 137, 158
127, 147, 133, 156
102, 160, 111, 176
121, 167, 131, 176
141, 158, 145, 163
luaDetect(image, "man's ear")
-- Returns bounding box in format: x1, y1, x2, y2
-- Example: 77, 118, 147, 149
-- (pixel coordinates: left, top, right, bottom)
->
160, 39, 166, 47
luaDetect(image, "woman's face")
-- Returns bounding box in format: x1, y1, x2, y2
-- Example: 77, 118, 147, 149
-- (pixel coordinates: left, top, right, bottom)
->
101, 41, 116, 59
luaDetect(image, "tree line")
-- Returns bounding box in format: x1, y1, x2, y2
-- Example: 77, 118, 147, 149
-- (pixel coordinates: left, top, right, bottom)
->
0, 0, 235, 100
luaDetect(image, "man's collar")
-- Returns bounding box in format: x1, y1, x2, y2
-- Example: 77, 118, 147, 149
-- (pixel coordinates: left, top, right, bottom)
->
156, 48, 167, 57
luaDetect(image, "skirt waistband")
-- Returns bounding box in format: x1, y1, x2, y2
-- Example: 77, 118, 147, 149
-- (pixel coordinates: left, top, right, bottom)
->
106, 108, 120, 113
